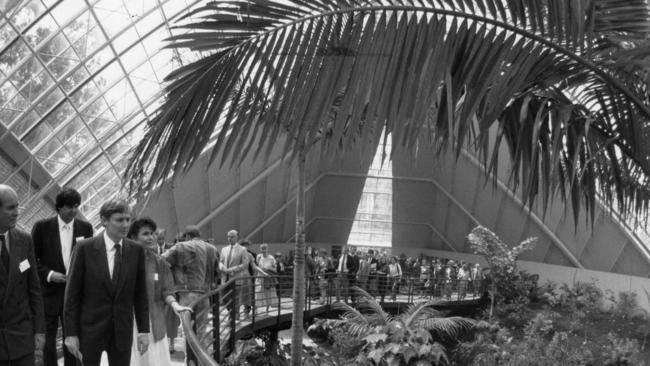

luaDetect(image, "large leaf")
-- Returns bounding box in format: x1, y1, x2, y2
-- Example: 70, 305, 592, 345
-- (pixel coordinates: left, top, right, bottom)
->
126, 0, 650, 224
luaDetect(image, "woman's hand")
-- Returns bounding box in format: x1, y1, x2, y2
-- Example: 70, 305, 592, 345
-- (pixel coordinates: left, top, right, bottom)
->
171, 301, 193, 315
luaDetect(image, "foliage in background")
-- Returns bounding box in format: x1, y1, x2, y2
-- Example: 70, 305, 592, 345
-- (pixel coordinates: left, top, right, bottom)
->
468, 226, 538, 305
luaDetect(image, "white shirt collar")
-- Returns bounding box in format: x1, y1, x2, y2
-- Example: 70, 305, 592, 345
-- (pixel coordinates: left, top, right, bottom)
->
58, 215, 74, 230
104, 231, 123, 250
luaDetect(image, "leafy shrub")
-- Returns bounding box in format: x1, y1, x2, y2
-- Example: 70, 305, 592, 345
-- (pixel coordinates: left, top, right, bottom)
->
608, 291, 645, 320
601, 333, 647, 366
468, 226, 538, 305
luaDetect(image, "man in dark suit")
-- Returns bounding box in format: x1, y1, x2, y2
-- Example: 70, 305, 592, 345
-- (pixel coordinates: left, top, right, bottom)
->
0, 184, 45, 366
335, 245, 359, 303
32, 188, 93, 366
64, 200, 149, 366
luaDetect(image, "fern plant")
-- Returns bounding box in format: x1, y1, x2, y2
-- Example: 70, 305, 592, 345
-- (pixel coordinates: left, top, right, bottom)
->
326, 287, 475, 365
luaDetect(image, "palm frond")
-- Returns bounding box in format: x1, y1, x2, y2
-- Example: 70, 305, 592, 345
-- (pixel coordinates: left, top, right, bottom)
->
401, 300, 447, 327
125, 0, 650, 224
418, 316, 476, 339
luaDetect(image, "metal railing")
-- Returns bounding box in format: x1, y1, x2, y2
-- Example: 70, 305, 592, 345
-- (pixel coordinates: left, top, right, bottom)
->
180, 271, 485, 366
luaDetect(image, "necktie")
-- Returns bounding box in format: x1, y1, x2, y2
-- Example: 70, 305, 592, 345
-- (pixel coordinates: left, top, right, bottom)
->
226, 245, 233, 267
343, 255, 347, 272
112, 244, 122, 287
0, 234, 8, 270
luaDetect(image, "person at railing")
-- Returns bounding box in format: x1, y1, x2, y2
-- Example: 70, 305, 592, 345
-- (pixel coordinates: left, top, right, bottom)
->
444, 260, 457, 300
418, 258, 433, 298
356, 251, 371, 293
127, 218, 192, 366
470, 263, 481, 296
457, 263, 470, 300
239, 240, 256, 319
314, 248, 334, 305
254, 243, 278, 314
219, 230, 251, 320
335, 245, 358, 304
388, 256, 402, 301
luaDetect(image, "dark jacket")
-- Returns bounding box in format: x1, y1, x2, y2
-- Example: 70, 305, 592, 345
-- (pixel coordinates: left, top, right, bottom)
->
142, 249, 175, 342
32, 217, 93, 316
0, 228, 45, 360
63, 235, 149, 353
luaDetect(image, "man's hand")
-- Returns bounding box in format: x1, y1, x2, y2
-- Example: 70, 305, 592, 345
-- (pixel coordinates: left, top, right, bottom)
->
34, 333, 45, 351
137, 334, 150, 355
171, 302, 193, 316
64, 336, 83, 362
51, 271, 66, 283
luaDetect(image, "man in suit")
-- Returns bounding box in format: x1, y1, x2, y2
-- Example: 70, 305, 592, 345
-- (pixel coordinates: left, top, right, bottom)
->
220, 230, 250, 319
335, 245, 359, 303
63, 200, 149, 366
32, 188, 93, 366
0, 185, 45, 366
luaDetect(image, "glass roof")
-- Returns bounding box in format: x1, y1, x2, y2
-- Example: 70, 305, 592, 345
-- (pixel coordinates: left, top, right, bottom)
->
0, 0, 204, 227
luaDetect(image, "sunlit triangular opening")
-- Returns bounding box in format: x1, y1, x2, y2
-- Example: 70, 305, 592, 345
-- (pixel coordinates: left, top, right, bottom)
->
346, 132, 392, 248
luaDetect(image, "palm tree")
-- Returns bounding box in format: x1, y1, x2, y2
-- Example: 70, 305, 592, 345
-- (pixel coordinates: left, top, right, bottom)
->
125, 1, 650, 364
327, 287, 475, 364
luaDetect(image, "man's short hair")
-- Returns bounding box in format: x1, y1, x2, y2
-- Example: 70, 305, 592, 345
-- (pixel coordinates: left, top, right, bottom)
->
183, 225, 201, 239
55, 188, 82, 212
128, 217, 157, 240
99, 200, 130, 221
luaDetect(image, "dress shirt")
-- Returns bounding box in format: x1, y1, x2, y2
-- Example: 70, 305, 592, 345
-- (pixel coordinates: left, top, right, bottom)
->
338, 254, 348, 273
47, 216, 74, 283
104, 231, 122, 279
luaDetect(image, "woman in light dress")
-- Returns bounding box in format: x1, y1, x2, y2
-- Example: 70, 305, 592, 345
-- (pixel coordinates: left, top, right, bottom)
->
128, 217, 192, 366
255, 243, 278, 313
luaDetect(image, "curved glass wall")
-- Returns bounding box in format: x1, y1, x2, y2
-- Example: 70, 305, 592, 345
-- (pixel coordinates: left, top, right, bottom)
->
0, 0, 203, 226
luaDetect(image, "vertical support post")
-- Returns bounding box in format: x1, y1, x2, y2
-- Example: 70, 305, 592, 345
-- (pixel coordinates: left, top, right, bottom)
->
230, 281, 237, 353
187, 310, 197, 366
290, 149, 307, 366
213, 291, 221, 362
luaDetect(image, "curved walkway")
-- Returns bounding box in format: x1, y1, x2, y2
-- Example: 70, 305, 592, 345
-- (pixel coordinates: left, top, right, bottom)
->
180, 274, 485, 366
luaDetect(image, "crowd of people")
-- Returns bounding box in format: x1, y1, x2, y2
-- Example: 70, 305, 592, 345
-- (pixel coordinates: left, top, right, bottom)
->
0, 184, 487, 366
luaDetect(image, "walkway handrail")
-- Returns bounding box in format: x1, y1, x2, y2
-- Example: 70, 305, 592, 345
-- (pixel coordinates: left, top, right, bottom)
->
179, 271, 485, 365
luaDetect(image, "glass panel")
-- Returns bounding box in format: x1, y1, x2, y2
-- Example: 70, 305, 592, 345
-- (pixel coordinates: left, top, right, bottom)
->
0, 38, 30, 75
93, 3, 132, 38
124, 0, 158, 19
135, 9, 163, 38
56, 116, 85, 145
88, 112, 117, 137
24, 14, 58, 48
141, 28, 166, 57
94, 61, 123, 91
10, 0, 48, 31
38, 33, 69, 64
47, 47, 82, 80
94, 169, 116, 189
112, 25, 140, 54
120, 43, 147, 72
23, 122, 53, 150
70, 81, 100, 108
106, 83, 138, 121
33, 87, 64, 114
64, 125, 94, 154
9, 109, 39, 135
49, 0, 87, 24
0, 23, 18, 52
0, 81, 19, 109
36, 138, 62, 162
59, 65, 89, 92
44, 101, 75, 130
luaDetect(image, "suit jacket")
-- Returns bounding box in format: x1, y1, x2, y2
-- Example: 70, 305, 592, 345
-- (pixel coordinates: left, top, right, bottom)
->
337, 254, 359, 279
0, 228, 45, 360
63, 235, 149, 353
32, 217, 93, 316
220, 243, 250, 283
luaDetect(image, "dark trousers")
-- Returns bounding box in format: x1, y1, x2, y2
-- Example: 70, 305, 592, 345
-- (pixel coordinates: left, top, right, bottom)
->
0, 353, 34, 366
44, 312, 75, 366
82, 339, 132, 366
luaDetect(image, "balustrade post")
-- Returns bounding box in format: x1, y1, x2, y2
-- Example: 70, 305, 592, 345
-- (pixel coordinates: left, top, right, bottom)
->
187, 309, 198, 366
230, 281, 237, 353
213, 292, 220, 362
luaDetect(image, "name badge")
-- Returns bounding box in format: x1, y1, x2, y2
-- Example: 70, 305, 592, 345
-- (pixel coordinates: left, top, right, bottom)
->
154, 273, 159, 281
75, 236, 85, 242
19, 259, 30, 273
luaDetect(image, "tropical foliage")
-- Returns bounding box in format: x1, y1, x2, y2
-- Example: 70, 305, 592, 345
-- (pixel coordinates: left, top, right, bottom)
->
126, 0, 650, 227
468, 225, 538, 304
322, 287, 475, 365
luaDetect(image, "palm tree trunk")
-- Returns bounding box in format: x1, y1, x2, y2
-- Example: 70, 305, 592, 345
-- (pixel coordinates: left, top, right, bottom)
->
290, 148, 307, 366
